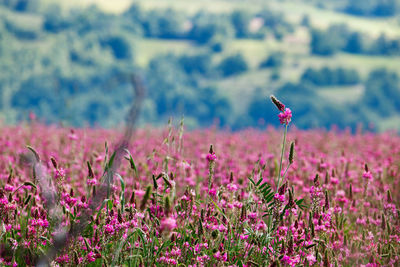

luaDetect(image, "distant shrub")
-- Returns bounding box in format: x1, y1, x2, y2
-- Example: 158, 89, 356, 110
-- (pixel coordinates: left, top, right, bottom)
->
270, 71, 280, 81
218, 54, 248, 77
210, 41, 224, 52
179, 53, 213, 76
369, 34, 400, 56
1, 0, 38, 12
142, 9, 186, 39
231, 10, 251, 38
344, 0, 399, 17
301, 14, 310, 27
188, 12, 234, 44
344, 32, 365, 54
4, 20, 38, 40
310, 24, 349, 55
100, 36, 132, 60
259, 52, 283, 69
362, 68, 400, 116
43, 9, 71, 33
301, 67, 360, 86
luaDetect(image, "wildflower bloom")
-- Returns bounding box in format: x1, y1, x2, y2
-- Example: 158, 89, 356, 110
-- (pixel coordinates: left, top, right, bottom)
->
87, 251, 96, 262
362, 171, 373, 180
278, 108, 292, 125
160, 217, 177, 233
274, 193, 285, 202
206, 152, 217, 162
55, 168, 65, 179
362, 164, 373, 180
104, 224, 115, 234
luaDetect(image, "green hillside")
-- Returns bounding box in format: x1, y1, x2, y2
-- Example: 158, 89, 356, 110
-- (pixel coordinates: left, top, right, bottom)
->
1, 0, 400, 131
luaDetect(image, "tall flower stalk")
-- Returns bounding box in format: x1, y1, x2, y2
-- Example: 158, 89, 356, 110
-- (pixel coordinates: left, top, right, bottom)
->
270, 95, 292, 193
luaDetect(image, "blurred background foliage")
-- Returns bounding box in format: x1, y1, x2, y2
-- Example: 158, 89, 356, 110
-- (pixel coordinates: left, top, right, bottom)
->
0, 0, 400, 131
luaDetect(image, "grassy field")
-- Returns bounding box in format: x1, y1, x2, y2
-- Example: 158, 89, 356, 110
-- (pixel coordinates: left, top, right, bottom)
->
134, 39, 196, 67
316, 85, 364, 103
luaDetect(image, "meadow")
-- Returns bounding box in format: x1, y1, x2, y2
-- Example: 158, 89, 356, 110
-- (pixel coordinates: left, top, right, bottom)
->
0, 98, 399, 266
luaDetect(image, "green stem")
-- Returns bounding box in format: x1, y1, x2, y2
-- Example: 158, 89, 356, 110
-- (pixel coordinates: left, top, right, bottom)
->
281, 163, 292, 184
276, 123, 288, 192
267, 123, 288, 235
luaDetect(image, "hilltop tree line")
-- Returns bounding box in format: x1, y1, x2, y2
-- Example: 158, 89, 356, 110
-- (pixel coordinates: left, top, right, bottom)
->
311, 24, 400, 56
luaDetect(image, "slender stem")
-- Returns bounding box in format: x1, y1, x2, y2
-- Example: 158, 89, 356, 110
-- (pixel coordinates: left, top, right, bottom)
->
267, 123, 288, 234
276, 123, 288, 192
281, 163, 292, 184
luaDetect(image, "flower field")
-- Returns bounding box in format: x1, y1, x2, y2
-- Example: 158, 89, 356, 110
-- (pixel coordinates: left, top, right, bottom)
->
0, 101, 400, 266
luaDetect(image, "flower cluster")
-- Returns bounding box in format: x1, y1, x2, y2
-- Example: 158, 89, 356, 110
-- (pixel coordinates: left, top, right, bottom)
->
278, 108, 292, 125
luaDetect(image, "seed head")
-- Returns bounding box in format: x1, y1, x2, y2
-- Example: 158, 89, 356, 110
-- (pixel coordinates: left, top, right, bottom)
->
270, 95, 285, 112
289, 141, 295, 164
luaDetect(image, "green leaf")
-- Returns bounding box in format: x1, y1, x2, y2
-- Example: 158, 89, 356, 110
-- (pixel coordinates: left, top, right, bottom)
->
265, 192, 275, 204
84, 238, 91, 251
306, 244, 316, 249
117, 174, 125, 212
136, 228, 148, 258
108, 199, 113, 210
162, 176, 172, 188
248, 177, 255, 185
107, 151, 117, 170
23, 182, 37, 189
105, 141, 109, 156
82, 223, 94, 238
210, 198, 228, 222
125, 149, 138, 176
259, 182, 269, 190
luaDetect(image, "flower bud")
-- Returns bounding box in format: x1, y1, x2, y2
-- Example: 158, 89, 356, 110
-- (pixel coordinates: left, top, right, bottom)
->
51, 157, 58, 169
87, 161, 94, 179
288, 141, 295, 164
140, 185, 152, 211
270, 95, 285, 112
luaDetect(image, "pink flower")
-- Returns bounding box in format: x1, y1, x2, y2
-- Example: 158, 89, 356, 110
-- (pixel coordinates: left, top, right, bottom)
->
362, 171, 373, 180
55, 168, 65, 179
104, 224, 115, 234
248, 212, 257, 220
87, 178, 98, 186
160, 217, 177, 233
274, 193, 285, 202
227, 183, 238, 192
278, 108, 292, 125
87, 251, 96, 262
208, 188, 217, 196
306, 254, 316, 265
206, 153, 217, 162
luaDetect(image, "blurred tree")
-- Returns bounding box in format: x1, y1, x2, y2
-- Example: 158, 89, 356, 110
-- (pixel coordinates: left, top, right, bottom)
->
231, 10, 251, 38
218, 54, 248, 77
179, 53, 213, 76
362, 69, 400, 116
344, 32, 364, 54
188, 12, 234, 44
301, 67, 360, 86
43, 6, 71, 33
370, 34, 400, 55
259, 52, 283, 69
310, 24, 349, 55
142, 9, 186, 39
100, 35, 132, 60
344, 0, 399, 16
